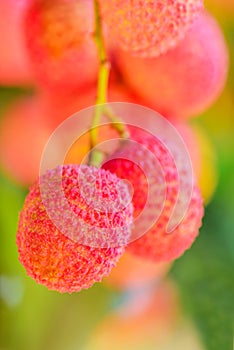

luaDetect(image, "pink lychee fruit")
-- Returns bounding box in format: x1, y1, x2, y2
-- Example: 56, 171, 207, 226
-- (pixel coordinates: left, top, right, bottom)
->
115, 11, 229, 118
16, 164, 133, 293
24, 0, 98, 92
102, 126, 204, 262
99, 0, 203, 57
0, 0, 33, 85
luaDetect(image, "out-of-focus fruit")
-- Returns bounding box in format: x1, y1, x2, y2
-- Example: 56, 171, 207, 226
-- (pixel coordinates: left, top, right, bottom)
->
84, 281, 178, 350
0, 0, 33, 85
24, 0, 98, 92
46, 74, 140, 127
100, 0, 203, 57
0, 94, 50, 185
115, 12, 229, 118
103, 251, 171, 291
16, 164, 133, 293
0, 81, 137, 186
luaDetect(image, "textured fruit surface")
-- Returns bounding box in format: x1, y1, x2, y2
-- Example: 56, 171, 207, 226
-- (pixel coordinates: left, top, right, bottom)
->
0, 0, 33, 85
128, 185, 203, 262
116, 11, 229, 118
103, 126, 204, 262
16, 164, 133, 293
24, 0, 98, 91
100, 0, 203, 57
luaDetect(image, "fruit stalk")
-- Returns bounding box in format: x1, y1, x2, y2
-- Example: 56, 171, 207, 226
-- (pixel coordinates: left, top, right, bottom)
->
89, 0, 109, 162
89, 0, 128, 166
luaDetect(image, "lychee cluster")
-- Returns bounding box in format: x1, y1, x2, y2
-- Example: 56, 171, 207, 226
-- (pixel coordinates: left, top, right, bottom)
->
16, 164, 133, 293
0, 0, 227, 295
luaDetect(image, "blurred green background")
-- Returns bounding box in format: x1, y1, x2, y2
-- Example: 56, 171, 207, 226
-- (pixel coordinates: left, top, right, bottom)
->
0, 2, 234, 350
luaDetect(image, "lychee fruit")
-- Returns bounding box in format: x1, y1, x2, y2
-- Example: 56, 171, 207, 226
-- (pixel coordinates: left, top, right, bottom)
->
24, 0, 98, 92
115, 11, 229, 118
102, 126, 204, 262
0, 0, 33, 86
99, 0, 203, 57
16, 164, 133, 293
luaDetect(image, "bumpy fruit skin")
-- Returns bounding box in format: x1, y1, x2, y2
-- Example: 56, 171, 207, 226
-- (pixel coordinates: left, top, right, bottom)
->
103, 127, 204, 262
100, 0, 203, 57
115, 11, 229, 118
128, 185, 203, 262
24, 0, 98, 92
16, 164, 133, 293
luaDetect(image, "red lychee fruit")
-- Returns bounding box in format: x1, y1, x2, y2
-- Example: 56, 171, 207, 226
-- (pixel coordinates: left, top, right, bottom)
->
102, 126, 204, 262
16, 164, 133, 293
115, 11, 229, 118
0, 0, 33, 85
0, 94, 51, 186
99, 0, 203, 57
0, 80, 138, 186
24, 0, 98, 92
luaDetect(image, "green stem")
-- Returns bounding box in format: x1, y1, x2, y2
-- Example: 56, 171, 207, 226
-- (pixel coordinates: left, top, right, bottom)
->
103, 107, 129, 139
89, 0, 128, 166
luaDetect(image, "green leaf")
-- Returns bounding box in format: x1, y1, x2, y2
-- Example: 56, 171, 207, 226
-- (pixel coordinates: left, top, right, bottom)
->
171, 205, 234, 350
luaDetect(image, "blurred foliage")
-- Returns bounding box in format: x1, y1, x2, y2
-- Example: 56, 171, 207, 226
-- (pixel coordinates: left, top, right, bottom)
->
171, 195, 234, 350
171, 6, 234, 350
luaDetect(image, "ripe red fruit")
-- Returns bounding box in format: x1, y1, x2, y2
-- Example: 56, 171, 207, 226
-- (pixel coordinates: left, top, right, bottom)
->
24, 0, 98, 92
16, 164, 133, 293
0, 94, 50, 185
99, 0, 203, 57
0, 80, 138, 186
102, 126, 204, 262
115, 11, 229, 118
0, 0, 33, 85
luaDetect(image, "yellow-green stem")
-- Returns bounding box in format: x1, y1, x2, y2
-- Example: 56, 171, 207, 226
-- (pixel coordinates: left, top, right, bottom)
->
89, 0, 128, 166
103, 107, 129, 139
